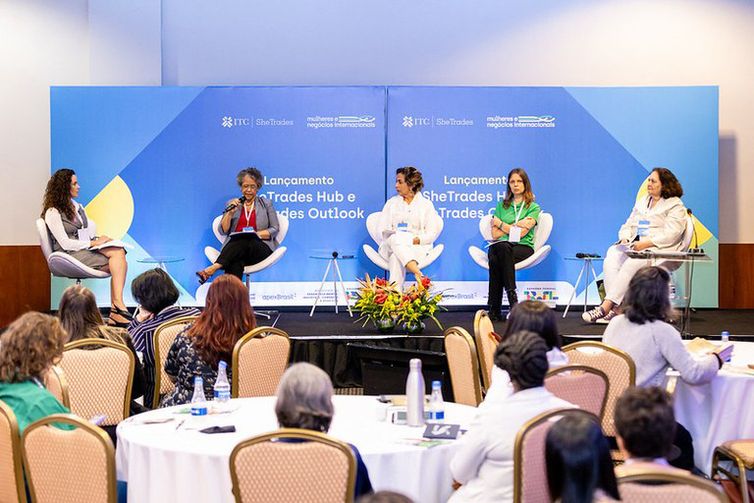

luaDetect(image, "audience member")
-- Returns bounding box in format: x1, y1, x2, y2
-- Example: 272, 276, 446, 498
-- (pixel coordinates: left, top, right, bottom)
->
357, 491, 413, 503
449, 331, 575, 502
161, 275, 255, 406
275, 363, 373, 499
58, 284, 145, 411
546, 415, 620, 503
0, 312, 71, 432
480, 300, 567, 409
603, 266, 730, 470
614, 387, 688, 477
127, 268, 200, 407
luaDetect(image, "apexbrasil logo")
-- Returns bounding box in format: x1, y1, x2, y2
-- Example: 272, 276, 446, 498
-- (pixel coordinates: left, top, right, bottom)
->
221, 116, 251, 128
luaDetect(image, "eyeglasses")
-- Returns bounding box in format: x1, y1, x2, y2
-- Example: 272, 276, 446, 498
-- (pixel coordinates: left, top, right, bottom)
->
241, 184, 258, 190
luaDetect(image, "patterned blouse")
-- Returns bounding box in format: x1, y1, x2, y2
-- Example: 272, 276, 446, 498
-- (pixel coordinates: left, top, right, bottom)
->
160, 329, 233, 408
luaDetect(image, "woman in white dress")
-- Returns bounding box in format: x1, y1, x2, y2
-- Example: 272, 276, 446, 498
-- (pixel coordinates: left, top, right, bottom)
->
583, 167, 688, 324
377, 166, 441, 290
42, 168, 130, 326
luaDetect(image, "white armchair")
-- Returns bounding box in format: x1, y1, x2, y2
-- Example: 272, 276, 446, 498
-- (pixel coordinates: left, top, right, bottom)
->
204, 214, 289, 289
36, 218, 111, 283
468, 212, 553, 271
362, 211, 444, 272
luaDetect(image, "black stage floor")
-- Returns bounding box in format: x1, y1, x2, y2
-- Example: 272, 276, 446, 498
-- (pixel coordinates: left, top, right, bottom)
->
264, 308, 754, 341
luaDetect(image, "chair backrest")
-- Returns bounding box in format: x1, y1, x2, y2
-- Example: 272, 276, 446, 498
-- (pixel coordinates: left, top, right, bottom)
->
444, 326, 483, 406
232, 327, 291, 398
229, 428, 356, 503
472, 309, 498, 391
0, 400, 27, 503
477, 212, 552, 251
544, 365, 610, 421
562, 341, 636, 436
43, 365, 70, 408
36, 218, 53, 260
152, 316, 197, 408
213, 214, 290, 245
513, 408, 600, 503
22, 414, 116, 503
618, 470, 728, 502
60, 339, 135, 425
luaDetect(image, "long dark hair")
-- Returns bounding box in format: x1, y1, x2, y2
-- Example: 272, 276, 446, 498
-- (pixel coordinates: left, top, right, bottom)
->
623, 266, 671, 324
502, 168, 535, 209
189, 275, 256, 367
41, 168, 76, 220
652, 167, 683, 199
546, 415, 620, 502
502, 300, 562, 350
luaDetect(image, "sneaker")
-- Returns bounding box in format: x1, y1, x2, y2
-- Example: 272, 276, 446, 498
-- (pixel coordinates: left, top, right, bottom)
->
596, 309, 618, 325
582, 306, 606, 323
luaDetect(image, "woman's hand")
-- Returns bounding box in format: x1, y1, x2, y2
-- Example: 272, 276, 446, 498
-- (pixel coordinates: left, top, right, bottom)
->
225, 198, 241, 212
91, 236, 112, 247
491, 217, 502, 229
630, 239, 654, 251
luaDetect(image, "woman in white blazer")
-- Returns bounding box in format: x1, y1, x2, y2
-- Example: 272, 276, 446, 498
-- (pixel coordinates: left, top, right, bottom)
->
583, 167, 688, 324
377, 166, 440, 290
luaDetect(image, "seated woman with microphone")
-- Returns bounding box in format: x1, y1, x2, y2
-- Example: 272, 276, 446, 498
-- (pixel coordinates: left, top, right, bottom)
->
376, 166, 441, 290
196, 167, 279, 283
583, 167, 688, 324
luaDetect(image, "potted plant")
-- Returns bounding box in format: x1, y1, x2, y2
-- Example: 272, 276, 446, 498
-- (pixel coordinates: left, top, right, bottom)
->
395, 276, 445, 334
353, 274, 401, 332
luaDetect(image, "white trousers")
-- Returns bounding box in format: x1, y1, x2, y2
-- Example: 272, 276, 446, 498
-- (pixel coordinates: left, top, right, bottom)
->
603, 244, 649, 305
384, 235, 428, 290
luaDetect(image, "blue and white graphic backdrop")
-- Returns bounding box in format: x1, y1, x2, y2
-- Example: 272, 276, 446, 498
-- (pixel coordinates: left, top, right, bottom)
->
50, 86, 718, 308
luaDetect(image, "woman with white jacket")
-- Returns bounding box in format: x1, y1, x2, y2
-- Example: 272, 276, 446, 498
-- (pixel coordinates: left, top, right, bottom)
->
583, 167, 688, 324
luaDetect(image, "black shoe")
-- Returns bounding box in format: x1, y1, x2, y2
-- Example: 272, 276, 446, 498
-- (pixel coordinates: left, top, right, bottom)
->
506, 289, 519, 309
487, 308, 503, 322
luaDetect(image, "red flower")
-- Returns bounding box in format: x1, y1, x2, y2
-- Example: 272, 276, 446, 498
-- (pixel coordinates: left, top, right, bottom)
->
375, 278, 387, 286
375, 293, 387, 304
421, 276, 431, 289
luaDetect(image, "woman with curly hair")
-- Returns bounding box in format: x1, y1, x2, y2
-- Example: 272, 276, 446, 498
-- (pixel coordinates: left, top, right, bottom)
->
583, 167, 688, 324
42, 168, 130, 326
0, 312, 71, 432
160, 275, 256, 406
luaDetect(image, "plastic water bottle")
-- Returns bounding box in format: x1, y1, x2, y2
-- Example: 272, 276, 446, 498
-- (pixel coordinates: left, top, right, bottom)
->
428, 380, 445, 423
190, 376, 208, 416
214, 361, 231, 404
406, 358, 425, 427
721, 331, 732, 362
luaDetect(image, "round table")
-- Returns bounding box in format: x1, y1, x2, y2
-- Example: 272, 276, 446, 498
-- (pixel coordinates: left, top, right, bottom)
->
672, 341, 754, 473
116, 395, 477, 502
136, 255, 184, 272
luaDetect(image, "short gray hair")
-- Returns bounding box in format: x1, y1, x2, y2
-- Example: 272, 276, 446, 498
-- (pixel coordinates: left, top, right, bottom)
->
275, 363, 334, 432
236, 167, 263, 189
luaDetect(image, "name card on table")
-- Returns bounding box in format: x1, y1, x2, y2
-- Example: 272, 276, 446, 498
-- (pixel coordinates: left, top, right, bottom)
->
423, 423, 461, 439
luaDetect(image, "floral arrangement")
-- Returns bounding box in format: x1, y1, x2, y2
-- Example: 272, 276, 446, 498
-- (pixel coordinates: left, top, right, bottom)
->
353, 274, 444, 333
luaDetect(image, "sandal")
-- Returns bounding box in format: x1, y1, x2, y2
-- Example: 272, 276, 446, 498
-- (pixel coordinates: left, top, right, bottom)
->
196, 270, 212, 285
109, 306, 133, 327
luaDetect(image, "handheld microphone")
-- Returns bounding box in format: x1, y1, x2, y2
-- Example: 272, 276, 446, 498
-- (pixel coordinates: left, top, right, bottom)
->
224, 197, 244, 213
575, 253, 601, 259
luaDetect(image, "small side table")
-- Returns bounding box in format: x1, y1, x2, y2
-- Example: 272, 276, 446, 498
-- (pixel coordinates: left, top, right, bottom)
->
309, 250, 355, 317
562, 256, 603, 318
136, 256, 185, 273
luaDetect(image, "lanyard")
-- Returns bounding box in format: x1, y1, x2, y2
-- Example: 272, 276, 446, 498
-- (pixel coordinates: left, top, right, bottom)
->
512, 201, 525, 224
243, 201, 255, 225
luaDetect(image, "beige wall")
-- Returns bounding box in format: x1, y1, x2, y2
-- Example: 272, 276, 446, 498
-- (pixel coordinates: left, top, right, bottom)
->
2, 0, 752, 244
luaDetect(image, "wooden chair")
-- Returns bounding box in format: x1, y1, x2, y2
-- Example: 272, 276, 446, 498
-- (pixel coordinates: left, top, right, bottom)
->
0, 400, 27, 503
43, 365, 70, 408
472, 309, 499, 392
444, 326, 483, 406
562, 341, 636, 437
60, 339, 135, 426
152, 315, 197, 408
232, 327, 291, 398
712, 439, 754, 503
618, 470, 728, 502
22, 414, 116, 503
544, 365, 610, 421
229, 428, 356, 503
513, 408, 600, 503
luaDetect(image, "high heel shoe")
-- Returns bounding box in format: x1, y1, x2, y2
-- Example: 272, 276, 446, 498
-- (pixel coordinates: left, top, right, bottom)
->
108, 306, 132, 328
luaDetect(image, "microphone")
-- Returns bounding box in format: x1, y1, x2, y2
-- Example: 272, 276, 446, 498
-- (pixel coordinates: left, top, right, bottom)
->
224, 197, 244, 213
576, 253, 601, 259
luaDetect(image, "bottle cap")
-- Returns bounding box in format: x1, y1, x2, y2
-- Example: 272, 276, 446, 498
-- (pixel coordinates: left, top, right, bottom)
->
409, 358, 422, 369
432, 380, 442, 388
219, 360, 227, 369
722, 331, 730, 335
194, 376, 203, 385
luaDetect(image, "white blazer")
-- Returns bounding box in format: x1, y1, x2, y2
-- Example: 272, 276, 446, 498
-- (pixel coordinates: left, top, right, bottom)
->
617, 195, 687, 250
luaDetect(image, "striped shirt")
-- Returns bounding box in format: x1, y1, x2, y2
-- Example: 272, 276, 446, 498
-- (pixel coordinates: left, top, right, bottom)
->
127, 305, 201, 407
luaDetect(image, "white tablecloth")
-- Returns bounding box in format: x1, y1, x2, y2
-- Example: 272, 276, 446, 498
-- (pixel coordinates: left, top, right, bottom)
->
116, 395, 477, 503
673, 341, 754, 473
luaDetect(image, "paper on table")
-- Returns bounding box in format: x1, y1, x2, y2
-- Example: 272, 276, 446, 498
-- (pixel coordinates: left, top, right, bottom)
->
89, 239, 134, 251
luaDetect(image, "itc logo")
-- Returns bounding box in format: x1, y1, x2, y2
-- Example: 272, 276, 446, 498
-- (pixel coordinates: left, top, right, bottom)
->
221, 116, 251, 128
402, 116, 431, 128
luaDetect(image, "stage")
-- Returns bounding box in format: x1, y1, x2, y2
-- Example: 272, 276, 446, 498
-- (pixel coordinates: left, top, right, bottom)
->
259, 308, 754, 389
